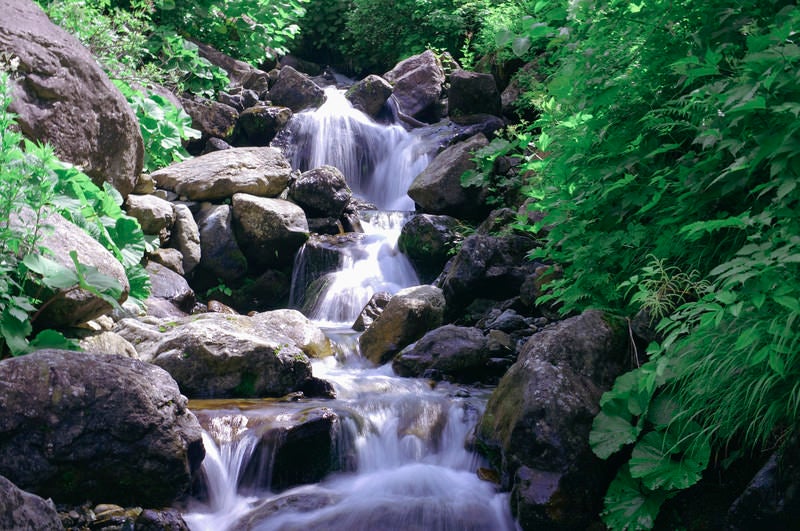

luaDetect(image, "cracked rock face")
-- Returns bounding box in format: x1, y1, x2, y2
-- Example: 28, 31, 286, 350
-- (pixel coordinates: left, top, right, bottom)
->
0, 349, 204, 507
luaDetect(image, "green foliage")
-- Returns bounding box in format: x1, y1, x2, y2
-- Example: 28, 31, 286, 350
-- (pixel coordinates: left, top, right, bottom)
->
115, 80, 201, 171
143, 30, 230, 96
0, 70, 150, 357
474, 0, 800, 528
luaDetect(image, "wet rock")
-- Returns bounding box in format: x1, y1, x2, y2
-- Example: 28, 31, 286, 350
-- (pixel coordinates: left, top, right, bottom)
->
345, 75, 393, 117
352, 291, 392, 332
234, 492, 338, 530
125, 193, 175, 240
0, 350, 204, 507
0, 474, 62, 531
358, 285, 446, 365
407, 133, 489, 219
251, 309, 333, 358
438, 234, 540, 318
384, 50, 445, 122
231, 193, 310, 269
393, 325, 498, 384
238, 105, 292, 146
291, 233, 366, 309
269, 65, 326, 112
152, 147, 291, 201
398, 214, 465, 284
169, 204, 202, 275
477, 310, 629, 529
195, 203, 248, 284
134, 508, 189, 531
289, 165, 352, 218
448, 69, 501, 118
218, 269, 292, 313
145, 261, 196, 313
11, 208, 129, 328
115, 313, 317, 398
180, 95, 239, 148
0, 0, 143, 198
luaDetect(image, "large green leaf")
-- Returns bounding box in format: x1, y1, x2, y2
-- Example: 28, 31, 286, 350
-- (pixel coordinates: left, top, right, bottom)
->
602, 465, 674, 531
590, 407, 643, 459
629, 429, 710, 491
23, 254, 80, 290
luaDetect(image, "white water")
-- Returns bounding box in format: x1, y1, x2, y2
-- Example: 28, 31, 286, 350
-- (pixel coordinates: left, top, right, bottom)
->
183, 86, 516, 530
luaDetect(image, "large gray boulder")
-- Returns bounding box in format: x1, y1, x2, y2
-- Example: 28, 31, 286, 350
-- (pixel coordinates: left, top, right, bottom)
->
124, 193, 175, 240
269, 65, 326, 112
231, 193, 309, 269
448, 69, 501, 118
114, 312, 323, 398
407, 133, 489, 218
0, 0, 143, 198
195, 203, 249, 283
151, 147, 292, 201
384, 50, 445, 122
288, 165, 352, 218
345, 75, 393, 117
180, 95, 239, 145
12, 209, 129, 328
250, 309, 333, 359
169, 203, 202, 275
476, 311, 628, 529
392, 325, 495, 384
0, 350, 204, 507
0, 475, 62, 531
398, 214, 465, 284
144, 261, 196, 314
238, 104, 293, 146
358, 285, 446, 365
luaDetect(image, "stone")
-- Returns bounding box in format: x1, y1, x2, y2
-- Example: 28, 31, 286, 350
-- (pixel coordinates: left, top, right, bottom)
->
195, 41, 268, 88
0, 0, 143, 198
145, 261, 196, 314
231, 193, 309, 269
291, 233, 367, 310
134, 173, 156, 195
407, 133, 490, 218
438, 234, 540, 317
0, 350, 204, 506
352, 291, 392, 332
476, 311, 628, 529
169, 204, 202, 275
345, 75, 393, 117
383, 50, 446, 122
124, 194, 175, 237
393, 325, 496, 384
224, 269, 293, 313
11, 209, 129, 328
179, 95, 239, 144
398, 214, 464, 284
288, 165, 352, 218
195, 204, 249, 284
238, 105, 292, 146
250, 309, 333, 358
447, 69, 501, 118
0, 475, 62, 531
358, 285, 446, 365
269, 65, 326, 112
152, 147, 292, 202
114, 313, 318, 398
78, 330, 139, 358
150, 247, 185, 275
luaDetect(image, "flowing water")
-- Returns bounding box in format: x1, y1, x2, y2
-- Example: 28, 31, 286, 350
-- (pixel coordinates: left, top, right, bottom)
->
182, 87, 516, 531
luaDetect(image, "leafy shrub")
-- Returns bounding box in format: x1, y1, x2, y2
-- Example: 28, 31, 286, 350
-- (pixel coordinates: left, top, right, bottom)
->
0, 70, 150, 357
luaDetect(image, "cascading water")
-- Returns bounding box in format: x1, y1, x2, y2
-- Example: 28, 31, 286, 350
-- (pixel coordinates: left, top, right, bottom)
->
182, 85, 517, 530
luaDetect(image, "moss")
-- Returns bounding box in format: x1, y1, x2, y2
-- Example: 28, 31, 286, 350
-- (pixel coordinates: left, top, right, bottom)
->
233, 371, 257, 397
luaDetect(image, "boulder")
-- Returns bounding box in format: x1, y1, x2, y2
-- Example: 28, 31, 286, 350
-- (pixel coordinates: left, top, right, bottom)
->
0, 475, 62, 531
114, 313, 317, 398
345, 75, 393, 117
358, 285, 445, 365
407, 133, 489, 218
169, 204, 202, 275
0, 0, 143, 198
144, 261, 195, 314
12, 209, 129, 328
195, 41, 267, 88
220, 269, 293, 314
476, 311, 628, 529
447, 69, 501, 118
383, 50, 445, 122
288, 165, 352, 218
78, 330, 139, 358
124, 193, 174, 240
0, 350, 204, 506
149, 247, 185, 275
179, 95, 239, 145
290, 233, 366, 309
393, 325, 497, 384
238, 105, 292, 146
352, 291, 392, 332
438, 234, 539, 317
398, 214, 464, 283
250, 309, 333, 358
269, 65, 326, 112
231, 193, 309, 269
152, 147, 291, 201
195, 203, 249, 283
